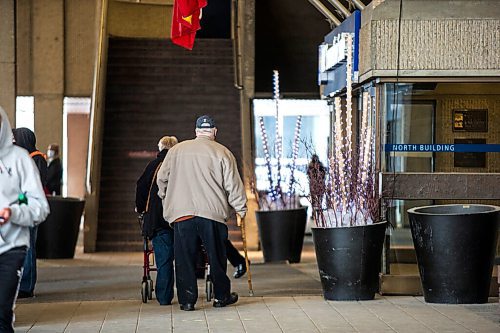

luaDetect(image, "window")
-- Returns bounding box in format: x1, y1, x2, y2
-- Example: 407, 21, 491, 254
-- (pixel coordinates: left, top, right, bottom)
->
16, 96, 35, 130
253, 99, 330, 195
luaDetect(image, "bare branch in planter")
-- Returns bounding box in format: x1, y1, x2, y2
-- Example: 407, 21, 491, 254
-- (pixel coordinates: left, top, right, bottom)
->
273, 70, 283, 202
307, 33, 382, 229
307, 154, 327, 228
258, 116, 276, 202
253, 71, 304, 212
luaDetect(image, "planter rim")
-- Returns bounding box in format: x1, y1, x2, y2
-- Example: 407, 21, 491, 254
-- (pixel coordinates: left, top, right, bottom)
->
408, 204, 500, 216
48, 196, 85, 203
311, 220, 387, 229
256, 206, 307, 214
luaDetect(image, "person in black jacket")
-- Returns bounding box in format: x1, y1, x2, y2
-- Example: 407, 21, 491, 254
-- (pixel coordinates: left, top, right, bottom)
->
46, 143, 62, 195
307, 154, 326, 212
136, 136, 178, 305
12, 128, 47, 188
12, 128, 48, 298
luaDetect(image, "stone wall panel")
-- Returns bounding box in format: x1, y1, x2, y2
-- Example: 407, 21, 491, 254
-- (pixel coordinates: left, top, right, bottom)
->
368, 19, 500, 74
399, 20, 500, 70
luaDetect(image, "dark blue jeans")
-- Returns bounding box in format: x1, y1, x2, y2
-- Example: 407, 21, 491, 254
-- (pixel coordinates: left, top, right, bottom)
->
19, 226, 38, 294
0, 246, 27, 333
151, 228, 174, 305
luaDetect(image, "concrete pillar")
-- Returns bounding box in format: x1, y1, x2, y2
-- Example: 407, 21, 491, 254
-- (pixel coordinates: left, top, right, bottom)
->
16, 0, 33, 96
65, 0, 97, 96
34, 95, 63, 151
238, 0, 259, 250
84, 0, 109, 252
0, 0, 16, 124
32, 0, 64, 152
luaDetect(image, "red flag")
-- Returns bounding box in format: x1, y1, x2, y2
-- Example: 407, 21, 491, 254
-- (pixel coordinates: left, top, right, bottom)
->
171, 0, 208, 50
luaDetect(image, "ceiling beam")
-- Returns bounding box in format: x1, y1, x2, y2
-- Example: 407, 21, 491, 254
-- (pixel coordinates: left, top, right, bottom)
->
307, 0, 341, 26
327, 0, 351, 18
350, 0, 366, 10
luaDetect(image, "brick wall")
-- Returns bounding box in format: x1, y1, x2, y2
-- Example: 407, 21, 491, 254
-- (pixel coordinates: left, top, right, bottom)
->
96, 38, 241, 251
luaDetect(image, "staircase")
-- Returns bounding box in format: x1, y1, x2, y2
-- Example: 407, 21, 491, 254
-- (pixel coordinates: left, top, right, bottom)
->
96, 37, 242, 251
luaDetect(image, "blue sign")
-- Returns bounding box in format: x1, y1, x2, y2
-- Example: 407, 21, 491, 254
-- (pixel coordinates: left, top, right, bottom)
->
318, 10, 361, 97
384, 144, 500, 153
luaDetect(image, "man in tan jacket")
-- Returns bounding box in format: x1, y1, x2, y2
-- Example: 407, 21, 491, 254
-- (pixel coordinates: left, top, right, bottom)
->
157, 115, 247, 311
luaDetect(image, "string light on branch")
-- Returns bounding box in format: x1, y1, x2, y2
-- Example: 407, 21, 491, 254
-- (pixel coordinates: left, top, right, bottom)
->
256, 71, 304, 211
287, 115, 302, 198
258, 116, 276, 202
273, 70, 283, 200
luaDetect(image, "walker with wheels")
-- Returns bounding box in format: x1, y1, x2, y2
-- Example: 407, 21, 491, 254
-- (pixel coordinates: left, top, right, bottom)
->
138, 214, 214, 303
141, 234, 156, 303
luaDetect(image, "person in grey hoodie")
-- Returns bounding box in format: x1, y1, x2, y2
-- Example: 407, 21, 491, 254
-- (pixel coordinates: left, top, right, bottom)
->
12, 127, 48, 298
0, 106, 50, 333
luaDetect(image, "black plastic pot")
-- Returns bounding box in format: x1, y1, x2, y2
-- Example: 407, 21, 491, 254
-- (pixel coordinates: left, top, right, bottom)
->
256, 207, 307, 263
312, 221, 387, 301
408, 204, 500, 304
36, 196, 85, 259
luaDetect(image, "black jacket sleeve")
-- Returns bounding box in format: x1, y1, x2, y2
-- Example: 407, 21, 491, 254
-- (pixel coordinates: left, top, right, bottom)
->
47, 158, 62, 194
136, 160, 159, 213
33, 155, 48, 187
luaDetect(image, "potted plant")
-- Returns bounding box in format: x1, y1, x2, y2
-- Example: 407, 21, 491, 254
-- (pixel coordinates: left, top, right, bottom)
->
309, 92, 387, 301
253, 70, 307, 264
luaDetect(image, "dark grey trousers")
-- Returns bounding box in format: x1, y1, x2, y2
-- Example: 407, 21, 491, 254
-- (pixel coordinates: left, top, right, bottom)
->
0, 246, 27, 333
174, 217, 231, 305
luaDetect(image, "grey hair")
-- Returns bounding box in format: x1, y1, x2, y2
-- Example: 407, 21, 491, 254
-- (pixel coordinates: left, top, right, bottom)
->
195, 127, 217, 140
158, 136, 178, 151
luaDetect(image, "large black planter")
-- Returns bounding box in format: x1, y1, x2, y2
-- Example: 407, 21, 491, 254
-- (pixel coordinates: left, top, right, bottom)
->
36, 196, 85, 259
312, 221, 387, 301
408, 204, 499, 304
256, 207, 307, 263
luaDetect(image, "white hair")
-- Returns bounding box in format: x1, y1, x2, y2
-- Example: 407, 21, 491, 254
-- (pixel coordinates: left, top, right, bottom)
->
195, 127, 217, 140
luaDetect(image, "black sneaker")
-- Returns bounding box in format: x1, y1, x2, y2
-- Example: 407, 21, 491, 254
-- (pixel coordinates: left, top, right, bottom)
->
233, 263, 248, 279
213, 292, 238, 308
180, 303, 195, 311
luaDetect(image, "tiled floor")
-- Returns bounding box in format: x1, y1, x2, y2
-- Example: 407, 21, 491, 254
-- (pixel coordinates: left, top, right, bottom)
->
15, 296, 500, 333
14, 240, 500, 332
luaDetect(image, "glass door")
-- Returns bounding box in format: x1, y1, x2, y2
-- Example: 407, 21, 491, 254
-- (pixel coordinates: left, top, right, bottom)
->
381, 83, 436, 273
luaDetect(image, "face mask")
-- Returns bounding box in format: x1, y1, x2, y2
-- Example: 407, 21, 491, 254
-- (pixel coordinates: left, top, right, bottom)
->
47, 150, 55, 158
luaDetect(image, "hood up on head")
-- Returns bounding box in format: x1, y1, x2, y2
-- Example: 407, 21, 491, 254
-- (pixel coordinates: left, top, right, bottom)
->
13, 127, 37, 153
0, 106, 14, 158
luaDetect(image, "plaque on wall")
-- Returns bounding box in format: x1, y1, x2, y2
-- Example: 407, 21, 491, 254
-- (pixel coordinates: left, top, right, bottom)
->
454, 138, 486, 168
453, 109, 488, 132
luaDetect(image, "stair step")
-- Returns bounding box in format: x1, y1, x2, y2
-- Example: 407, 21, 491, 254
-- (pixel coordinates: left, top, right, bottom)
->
96, 37, 241, 252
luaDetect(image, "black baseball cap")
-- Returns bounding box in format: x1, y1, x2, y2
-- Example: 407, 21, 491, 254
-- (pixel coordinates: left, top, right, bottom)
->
196, 115, 216, 128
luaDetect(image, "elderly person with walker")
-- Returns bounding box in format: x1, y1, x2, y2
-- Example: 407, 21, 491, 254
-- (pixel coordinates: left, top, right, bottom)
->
157, 115, 248, 311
